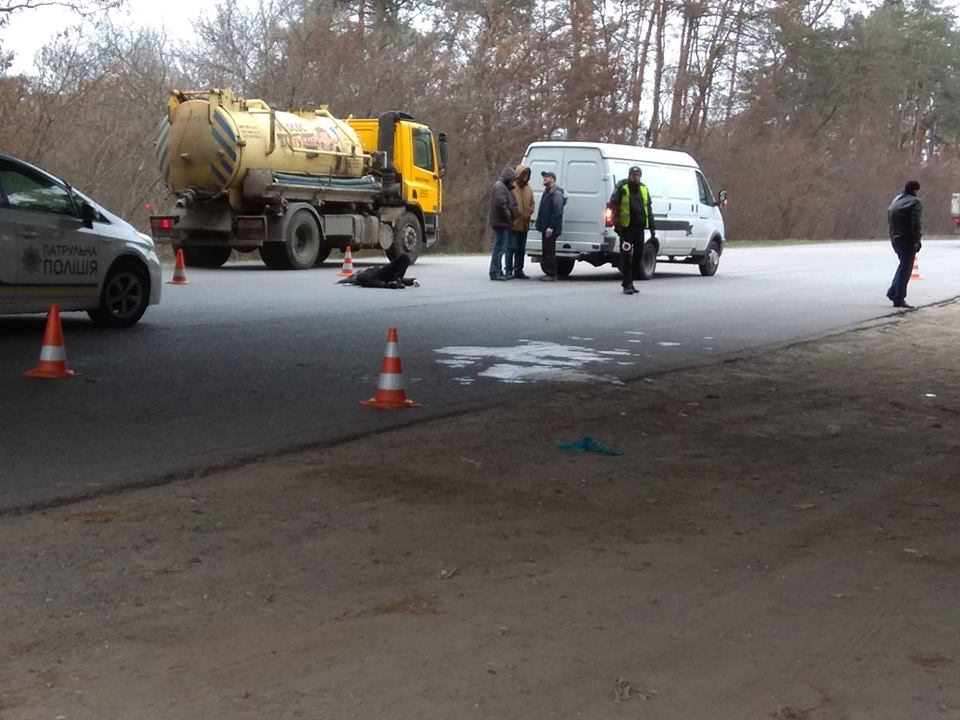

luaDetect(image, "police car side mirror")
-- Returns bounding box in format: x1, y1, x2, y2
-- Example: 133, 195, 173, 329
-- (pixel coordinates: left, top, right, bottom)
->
80, 201, 97, 229
717, 190, 728, 208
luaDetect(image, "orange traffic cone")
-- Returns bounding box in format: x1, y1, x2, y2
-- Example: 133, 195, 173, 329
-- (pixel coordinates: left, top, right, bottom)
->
25, 305, 78, 379
338, 246, 356, 277
911, 258, 921, 281
168, 248, 190, 285
360, 328, 421, 409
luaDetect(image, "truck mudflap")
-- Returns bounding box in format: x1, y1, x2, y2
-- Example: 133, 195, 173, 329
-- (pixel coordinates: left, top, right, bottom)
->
235, 216, 267, 245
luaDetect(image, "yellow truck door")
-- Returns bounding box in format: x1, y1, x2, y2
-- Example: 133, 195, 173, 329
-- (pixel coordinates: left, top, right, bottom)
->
402, 123, 440, 215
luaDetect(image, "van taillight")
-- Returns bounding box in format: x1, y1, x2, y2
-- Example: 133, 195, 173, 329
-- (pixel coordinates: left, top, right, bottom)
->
604, 205, 614, 227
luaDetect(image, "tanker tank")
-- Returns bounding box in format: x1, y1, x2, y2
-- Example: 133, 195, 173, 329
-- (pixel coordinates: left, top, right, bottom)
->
154, 89, 368, 197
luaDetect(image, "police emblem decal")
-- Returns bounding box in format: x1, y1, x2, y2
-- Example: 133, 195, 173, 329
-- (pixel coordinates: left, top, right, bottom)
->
21, 247, 42, 275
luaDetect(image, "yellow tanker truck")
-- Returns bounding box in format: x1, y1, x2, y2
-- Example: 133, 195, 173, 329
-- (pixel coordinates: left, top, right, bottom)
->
149, 89, 447, 269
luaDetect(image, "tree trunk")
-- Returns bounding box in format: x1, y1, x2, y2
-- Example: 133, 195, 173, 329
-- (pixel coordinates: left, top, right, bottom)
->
650, 0, 668, 146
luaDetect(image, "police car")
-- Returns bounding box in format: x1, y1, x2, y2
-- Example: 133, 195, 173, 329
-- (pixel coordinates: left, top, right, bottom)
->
0, 153, 161, 328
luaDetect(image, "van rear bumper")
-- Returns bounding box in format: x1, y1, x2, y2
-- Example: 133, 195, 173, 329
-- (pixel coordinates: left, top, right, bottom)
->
525, 235, 618, 256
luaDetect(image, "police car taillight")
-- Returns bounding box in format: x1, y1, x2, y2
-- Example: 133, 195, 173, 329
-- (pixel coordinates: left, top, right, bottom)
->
604, 205, 614, 227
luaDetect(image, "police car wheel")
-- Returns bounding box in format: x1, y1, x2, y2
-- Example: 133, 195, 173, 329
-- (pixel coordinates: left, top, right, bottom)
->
699, 239, 721, 277
88, 260, 150, 328
555, 258, 575, 278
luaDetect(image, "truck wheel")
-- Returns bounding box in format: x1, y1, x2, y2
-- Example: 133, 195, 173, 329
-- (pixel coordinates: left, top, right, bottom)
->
314, 244, 332, 266
260, 243, 291, 270
87, 259, 150, 328
698, 239, 721, 276
637, 240, 658, 280
386, 212, 423, 264
284, 209, 321, 270
556, 258, 575, 278
182, 246, 232, 268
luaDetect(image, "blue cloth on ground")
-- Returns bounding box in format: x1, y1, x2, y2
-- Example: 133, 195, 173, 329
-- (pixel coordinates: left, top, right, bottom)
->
556, 436, 623, 456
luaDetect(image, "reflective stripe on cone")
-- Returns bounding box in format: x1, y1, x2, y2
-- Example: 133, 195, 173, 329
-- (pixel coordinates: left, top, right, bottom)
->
360, 327, 420, 409
25, 304, 79, 379
338, 246, 356, 277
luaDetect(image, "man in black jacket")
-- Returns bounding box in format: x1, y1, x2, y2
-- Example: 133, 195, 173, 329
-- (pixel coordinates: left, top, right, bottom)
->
536, 171, 564, 281
488, 167, 518, 280
609, 166, 657, 295
886, 180, 922, 309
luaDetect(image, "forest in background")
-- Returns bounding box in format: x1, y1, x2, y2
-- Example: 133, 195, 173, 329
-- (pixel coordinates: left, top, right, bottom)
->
2, 0, 960, 249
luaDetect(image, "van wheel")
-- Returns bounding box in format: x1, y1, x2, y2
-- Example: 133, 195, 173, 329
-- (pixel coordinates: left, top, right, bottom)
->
386, 212, 423, 264
637, 241, 657, 280
556, 258, 575, 278
699, 240, 721, 277
88, 259, 150, 328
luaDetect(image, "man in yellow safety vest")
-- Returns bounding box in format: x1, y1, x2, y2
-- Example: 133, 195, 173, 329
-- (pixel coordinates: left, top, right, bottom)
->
608, 165, 657, 295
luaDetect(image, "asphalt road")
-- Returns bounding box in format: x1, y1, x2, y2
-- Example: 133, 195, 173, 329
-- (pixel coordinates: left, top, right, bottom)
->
2, 241, 959, 512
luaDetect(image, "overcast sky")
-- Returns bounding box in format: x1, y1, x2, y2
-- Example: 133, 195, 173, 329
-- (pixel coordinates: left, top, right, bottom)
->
1, 0, 213, 73
3, 0, 960, 76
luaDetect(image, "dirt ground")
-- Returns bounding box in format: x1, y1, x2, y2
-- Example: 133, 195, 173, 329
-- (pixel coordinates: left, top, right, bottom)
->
2, 302, 960, 720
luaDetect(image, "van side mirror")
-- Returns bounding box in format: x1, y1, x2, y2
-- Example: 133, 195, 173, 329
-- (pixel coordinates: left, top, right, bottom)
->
80, 201, 97, 229
717, 190, 728, 208
437, 132, 448, 178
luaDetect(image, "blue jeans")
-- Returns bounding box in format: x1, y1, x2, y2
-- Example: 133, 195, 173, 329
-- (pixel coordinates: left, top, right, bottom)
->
489, 227, 511, 277
512, 231, 527, 275
504, 232, 518, 275
888, 242, 916, 303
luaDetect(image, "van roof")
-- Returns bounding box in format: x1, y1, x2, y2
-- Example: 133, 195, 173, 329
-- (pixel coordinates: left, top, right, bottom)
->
524, 141, 699, 169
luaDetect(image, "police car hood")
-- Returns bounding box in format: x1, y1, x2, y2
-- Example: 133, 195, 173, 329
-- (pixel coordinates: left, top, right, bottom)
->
73, 190, 155, 250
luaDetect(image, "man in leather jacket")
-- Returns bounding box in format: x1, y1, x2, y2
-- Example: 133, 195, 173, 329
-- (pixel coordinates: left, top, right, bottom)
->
886, 180, 922, 309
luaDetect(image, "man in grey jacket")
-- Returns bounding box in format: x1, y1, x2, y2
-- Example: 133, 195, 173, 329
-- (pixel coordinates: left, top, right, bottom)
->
488, 167, 518, 280
886, 180, 922, 309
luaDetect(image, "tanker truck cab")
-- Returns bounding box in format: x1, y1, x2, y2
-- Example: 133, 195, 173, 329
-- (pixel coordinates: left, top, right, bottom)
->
149, 89, 446, 270
346, 115, 447, 259
521, 142, 726, 279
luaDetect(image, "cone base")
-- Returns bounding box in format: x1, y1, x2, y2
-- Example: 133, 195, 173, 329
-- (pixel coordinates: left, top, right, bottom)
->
167, 278, 190, 285
360, 398, 421, 410
25, 368, 79, 379
338, 270, 355, 277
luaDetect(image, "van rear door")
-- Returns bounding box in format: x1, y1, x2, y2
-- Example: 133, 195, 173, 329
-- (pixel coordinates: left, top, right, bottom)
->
556, 146, 604, 253
524, 145, 604, 255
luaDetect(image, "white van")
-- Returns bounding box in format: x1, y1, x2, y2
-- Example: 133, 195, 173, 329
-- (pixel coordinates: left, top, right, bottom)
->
521, 142, 726, 279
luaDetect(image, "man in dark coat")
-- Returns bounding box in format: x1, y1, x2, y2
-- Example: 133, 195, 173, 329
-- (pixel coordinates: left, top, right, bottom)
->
488, 167, 518, 280
536, 170, 565, 281
609, 165, 657, 295
886, 180, 922, 308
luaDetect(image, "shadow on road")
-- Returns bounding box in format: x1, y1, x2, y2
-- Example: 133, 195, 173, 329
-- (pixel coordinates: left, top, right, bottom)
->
0, 315, 160, 338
